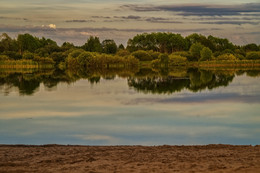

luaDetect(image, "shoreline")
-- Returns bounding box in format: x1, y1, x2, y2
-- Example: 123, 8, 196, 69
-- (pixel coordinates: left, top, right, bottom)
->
1, 144, 259, 172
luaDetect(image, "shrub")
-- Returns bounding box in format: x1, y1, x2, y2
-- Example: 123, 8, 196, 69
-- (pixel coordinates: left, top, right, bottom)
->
235, 54, 246, 60
148, 50, 160, 60
200, 47, 212, 61
234, 49, 246, 57
168, 54, 187, 66
50, 52, 66, 63
131, 50, 153, 61
221, 49, 234, 55
125, 55, 139, 67
68, 49, 85, 59
172, 51, 192, 61
116, 49, 130, 57
22, 51, 34, 59
216, 53, 237, 61
0, 55, 9, 60
77, 52, 94, 67
246, 51, 260, 60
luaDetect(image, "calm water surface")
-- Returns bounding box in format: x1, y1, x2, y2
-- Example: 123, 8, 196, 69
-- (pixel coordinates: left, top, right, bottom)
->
0, 68, 260, 145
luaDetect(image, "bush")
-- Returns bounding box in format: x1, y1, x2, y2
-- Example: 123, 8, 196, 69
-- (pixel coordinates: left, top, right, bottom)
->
2, 51, 22, 60
168, 54, 187, 66
22, 51, 34, 59
131, 50, 153, 61
50, 52, 66, 63
234, 49, 246, 57
216, 53, 237, 61
200, 47, 212, 61
235, 54, 246, 60
172, 51, 192, 61
68, 49, 85, 59
246, 51, 260, 60
77, 52, 94, 67
116, 49, 130, 57
0, 55, 9, 60
148, 50, 160, 60
221, 49, 234, 55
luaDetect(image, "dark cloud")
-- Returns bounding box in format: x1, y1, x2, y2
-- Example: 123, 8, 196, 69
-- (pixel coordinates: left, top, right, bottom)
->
121, 3, 260, 16
0, 24, 56, 33
65, 19, 95, 23
91, 16, 111, 19
191, 17, 260, 21
109, 16, 183, 24
114, 15, 142, 20
199, 21, 259, 25
145, 17, 182, 24
0, 16, 28, 21
103, 19, 124, 22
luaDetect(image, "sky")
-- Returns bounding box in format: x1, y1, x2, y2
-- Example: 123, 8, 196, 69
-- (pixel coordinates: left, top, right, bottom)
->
0, 0, 260, 46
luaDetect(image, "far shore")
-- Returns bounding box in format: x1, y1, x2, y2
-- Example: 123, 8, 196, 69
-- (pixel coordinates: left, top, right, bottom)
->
1, 144, 259, 173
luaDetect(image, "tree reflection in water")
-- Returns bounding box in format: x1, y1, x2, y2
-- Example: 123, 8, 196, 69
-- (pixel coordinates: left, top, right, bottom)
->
0, 67, 260, 95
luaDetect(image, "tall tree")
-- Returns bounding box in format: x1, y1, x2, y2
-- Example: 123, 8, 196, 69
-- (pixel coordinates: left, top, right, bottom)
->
189, 43, 204, 61
102, 39, 117, 54
17, 33, 40, 54
82, 36, 102, 53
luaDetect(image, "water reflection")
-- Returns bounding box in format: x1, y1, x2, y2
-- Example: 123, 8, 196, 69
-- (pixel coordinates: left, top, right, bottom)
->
1, 67, 260, 95
0, 67, 260, 145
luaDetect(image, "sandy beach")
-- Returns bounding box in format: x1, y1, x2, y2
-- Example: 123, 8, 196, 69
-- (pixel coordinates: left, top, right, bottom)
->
0, 144, 259, 173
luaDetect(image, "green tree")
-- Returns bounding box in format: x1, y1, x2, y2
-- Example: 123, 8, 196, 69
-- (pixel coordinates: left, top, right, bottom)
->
82, 36, 102, 53
208, 35, 234, 52
200, 47, 212, 61
168, 33, 187, 52
189, 43, 204, 61
102, 39, 117, 54
0, 33, 16, 52
243, 43, 259, 52
61, 42, 75, 51
118, 44, 125, 50
17, 33, 40, 54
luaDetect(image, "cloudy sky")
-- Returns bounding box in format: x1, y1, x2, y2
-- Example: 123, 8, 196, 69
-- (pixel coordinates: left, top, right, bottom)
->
1, 0, 260, 45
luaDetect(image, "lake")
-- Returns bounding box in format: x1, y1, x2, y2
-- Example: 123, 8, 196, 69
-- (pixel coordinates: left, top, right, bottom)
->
0, 68, 260, 145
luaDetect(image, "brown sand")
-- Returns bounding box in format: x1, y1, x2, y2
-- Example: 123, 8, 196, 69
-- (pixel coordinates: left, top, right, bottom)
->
0, 144, 260, 173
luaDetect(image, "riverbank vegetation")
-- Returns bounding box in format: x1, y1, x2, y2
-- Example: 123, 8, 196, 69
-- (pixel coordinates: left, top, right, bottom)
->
1, 32, 260, 70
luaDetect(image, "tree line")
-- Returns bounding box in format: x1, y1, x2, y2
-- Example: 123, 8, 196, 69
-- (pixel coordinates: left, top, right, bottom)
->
0, 32, 260, 69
